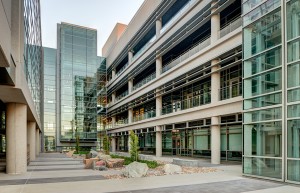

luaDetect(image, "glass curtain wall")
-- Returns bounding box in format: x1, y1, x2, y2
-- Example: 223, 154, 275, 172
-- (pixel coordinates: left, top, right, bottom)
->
243, 0, 283, 180
286, 0, 300, 183
59, 23, 98, 143
43, 48, 57, 151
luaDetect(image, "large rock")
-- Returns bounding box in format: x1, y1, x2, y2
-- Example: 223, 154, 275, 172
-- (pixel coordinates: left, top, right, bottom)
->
163, 164, 182, 174
106, 158, 124, 168
84, 158, 99, 169
96, 160, 106, 166
66, 150, 75, 157
98, 154, 112, 161
123, 161, 148, 178
90, 150, 98, 158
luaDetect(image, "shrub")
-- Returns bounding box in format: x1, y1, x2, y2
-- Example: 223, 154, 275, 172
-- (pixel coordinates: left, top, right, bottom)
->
110, 154, 159, 168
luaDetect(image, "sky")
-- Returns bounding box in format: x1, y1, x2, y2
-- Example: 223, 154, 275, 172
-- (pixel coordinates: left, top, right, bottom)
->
41, 0, 144, 56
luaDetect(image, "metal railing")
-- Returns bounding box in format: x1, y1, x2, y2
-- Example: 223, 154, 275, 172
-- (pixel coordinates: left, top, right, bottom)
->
133, 111, 156, 122
132, 72, 156, 91
160, 0, 197, 34
219, 82, 242, 100
116, 90, 128, 101
61, 132, 98, 140
116, 62, 129, 77
219, 17, 242, 38
115, 118, 129, 126
161, 92, 211, 115
132, 35, 156, 61
161, 36, 211, 73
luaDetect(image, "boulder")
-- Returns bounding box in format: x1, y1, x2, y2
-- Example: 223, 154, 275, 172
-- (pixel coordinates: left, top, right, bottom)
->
163, 164, 182, 174
98, 166, 108, 171
123, 161, 148, 178
90, 150, 98, 158
98, 154, 112, 161
66, 150, 75, 157
84, 158, 99, 169
106, 158, 124, 168
96, 160, 106, 166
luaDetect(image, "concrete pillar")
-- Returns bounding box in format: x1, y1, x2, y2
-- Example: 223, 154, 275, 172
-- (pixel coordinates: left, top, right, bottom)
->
156, 89, 162, 117
27, 122, 36, 161
112, 116, 116, 127
128, 51, 133, 64
6, 103, 27, 174
36, 129, 40, 156
111, 137, 116, 152
156, 126, 162, 157
128, 79, 133, 93
211, 59, 220, 103
112, 69, 116, 79
156, 55, 162, 78
156, 18, 162, 38
112, 92, 116, 103
211, 2, 220, 44
211, 116, 220, 164
128, 108, 133, 123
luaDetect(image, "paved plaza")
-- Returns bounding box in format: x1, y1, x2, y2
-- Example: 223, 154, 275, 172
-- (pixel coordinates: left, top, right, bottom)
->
0, 153, 299, 193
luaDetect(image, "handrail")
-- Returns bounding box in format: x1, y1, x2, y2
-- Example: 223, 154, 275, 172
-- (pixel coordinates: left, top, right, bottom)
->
219, 17, 242, 38
161, 92, 211, 115
132, 72, 156, 91
161, 36, 211, 73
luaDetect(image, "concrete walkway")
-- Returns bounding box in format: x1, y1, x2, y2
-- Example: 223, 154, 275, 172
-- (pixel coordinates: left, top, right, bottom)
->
0, 153, 299, 193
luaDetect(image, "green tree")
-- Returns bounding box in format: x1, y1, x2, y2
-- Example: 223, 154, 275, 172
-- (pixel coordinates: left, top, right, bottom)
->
129, 130, 139, 161
103, 134, 110, 155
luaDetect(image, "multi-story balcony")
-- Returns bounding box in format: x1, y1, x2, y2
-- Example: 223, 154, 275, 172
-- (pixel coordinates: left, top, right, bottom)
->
219, 17, 242, 38
133, 110, 156, 122
132, 72, 156, 91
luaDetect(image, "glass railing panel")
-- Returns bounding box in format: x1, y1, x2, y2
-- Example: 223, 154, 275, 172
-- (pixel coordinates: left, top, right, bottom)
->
116, 90, 129, 101
133, 110, 156, 122
161, 36, 211, 73
161, 92, 211, 115
132, 35, 156, 61
219, 17, 242, 38
132, 72, 156, 91
116, 62, 129, 77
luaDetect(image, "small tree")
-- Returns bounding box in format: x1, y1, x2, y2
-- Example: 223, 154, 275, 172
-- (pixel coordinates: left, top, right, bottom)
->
129, 130, 139, 161
75, 134, 80, 154
103, 134, 110, 155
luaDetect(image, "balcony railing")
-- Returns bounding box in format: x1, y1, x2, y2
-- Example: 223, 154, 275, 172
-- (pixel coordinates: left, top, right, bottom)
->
160, 0, 197, 34
132, 35, 156, 62
161, 36, 211, 73
219, 17, 242, 38
132, 72, 156, 91
219, 82, 242, 101
116, 90, 128, 101
61, 131, 98, 140
116, 62, 129, 77
133, 110, 156, 122
115, 118, 128, 126
161, 92, 211, 115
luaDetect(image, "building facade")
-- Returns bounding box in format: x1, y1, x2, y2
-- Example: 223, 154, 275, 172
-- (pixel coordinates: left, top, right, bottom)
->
104, 0, 243, 164
243, 0, 300, 184
0, 0, 42, 174
54, 23, 100, 150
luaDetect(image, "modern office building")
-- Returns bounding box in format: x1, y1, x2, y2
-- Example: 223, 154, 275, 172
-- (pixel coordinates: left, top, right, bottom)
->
0, 0, 42, 174
103, 0, 243, 165
46, 23, 101, 151
242, 0, 300, 184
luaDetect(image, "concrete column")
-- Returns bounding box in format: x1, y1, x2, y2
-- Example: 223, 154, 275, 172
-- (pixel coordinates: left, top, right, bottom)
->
211, 116, 220, 164
156, 89, 162, 117
111, 137, 116, 152
6, 103, 27, 174
128, 51, 133, 64
156, 55, 162, 78
112, 69, 116, 79
112, 116, 116, 127
112, 92, 116, 103
27, 122, 36, 161
211, 59, 220, 103
156, 18, 162, 38
211, 2, 220, 44
128, 108, 133, 123
156, 126, 162, 157
36, 129, 40, 156
128, 79, 133, 93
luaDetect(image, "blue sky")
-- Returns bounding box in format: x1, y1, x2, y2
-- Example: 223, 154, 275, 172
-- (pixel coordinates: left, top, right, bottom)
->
41, 0, 144, 56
